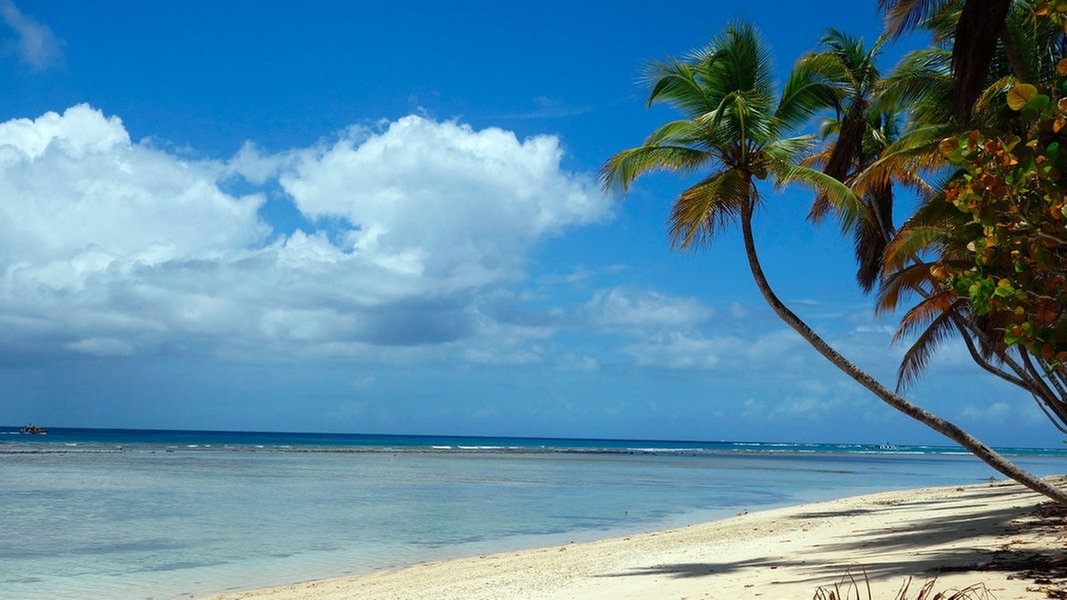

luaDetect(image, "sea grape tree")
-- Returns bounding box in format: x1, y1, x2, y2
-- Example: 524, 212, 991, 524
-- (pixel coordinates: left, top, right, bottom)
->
933, 71, 1067, 409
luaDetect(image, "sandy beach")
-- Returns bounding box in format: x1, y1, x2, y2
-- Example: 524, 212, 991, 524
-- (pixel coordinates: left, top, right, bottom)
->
202, 478, 1067, 600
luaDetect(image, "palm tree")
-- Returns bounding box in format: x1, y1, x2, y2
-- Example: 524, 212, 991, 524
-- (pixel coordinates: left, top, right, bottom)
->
798, 30, 905, 292
812, 33, 1034, 397
602, 22, 1067, 504
880, 0, 1067, 116
877, 176, 1067, 431
869, 1, 1067, 430
880, 0, 1015, 121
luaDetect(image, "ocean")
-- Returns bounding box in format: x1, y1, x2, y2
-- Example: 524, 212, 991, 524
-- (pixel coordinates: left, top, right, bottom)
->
3, 427, 1066, 600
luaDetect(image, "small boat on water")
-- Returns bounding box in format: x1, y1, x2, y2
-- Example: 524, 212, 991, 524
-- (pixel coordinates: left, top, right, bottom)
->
21, 424, 46, 434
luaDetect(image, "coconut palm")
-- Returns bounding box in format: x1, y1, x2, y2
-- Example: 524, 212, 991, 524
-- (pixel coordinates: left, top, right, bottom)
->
880, 0, 1015, 121
877, 181, 1067, 431
823, 37, 1025, 392
602, 22, 1067, 504
869, 2, 1067, 430
799, 29, 907, 292
880, 0, 1067, 117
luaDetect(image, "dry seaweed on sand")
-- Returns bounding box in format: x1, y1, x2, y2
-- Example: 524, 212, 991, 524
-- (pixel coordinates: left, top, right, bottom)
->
813, 570, 992, 600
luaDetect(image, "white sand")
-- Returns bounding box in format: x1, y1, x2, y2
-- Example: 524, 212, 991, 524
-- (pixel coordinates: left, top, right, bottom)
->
202, 478, 1067, 600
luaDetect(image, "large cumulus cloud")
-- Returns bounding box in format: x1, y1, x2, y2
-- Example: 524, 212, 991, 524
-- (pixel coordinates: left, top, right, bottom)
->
0, 105, 611, 361
282, 116, 605, 273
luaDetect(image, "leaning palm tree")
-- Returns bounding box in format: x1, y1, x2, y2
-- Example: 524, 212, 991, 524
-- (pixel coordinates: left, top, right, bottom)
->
878, 180, 1067, 431
870, 2, 1067, 430
602, 22, 1067, 504
821, 37, 1038, 400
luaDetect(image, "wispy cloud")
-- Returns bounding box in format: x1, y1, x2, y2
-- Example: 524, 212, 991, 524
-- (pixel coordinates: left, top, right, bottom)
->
621, 328, 806, 372
492, 96, 603, 121
0, 0, 63, 71
586, 287, 712, 330
517, 96, 594, 119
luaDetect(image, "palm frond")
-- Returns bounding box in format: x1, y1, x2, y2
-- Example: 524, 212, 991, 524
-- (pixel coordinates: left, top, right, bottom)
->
854, 182, 894, 292
667, 169, 749, 251
796, 52, 854, 97
879, 0, 950, 39
823, 102, 870, 181
764, 135, 818, 165
895, 288, 958, 342
877, 260, 937, 315
877, 48, 954, 127
853, 124, 952, 197
895, 295, 964, 390
778, 59, 844, 130
820, 28, 885, 87
643, 120, 708, 147
644, 58, 715, 116
881, 224, 948, 273
802, 143, 832, 170
713, 22, 777, 100
776, 164, 864, 234
601, 145, 712, 192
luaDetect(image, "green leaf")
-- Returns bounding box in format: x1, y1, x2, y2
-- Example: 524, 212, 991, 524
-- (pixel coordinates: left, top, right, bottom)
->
994, 281, 1015, 298
1023, 94, 1052, 113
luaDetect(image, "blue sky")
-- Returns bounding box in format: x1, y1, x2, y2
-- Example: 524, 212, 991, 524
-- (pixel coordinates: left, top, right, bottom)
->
0, 0, 1056, 446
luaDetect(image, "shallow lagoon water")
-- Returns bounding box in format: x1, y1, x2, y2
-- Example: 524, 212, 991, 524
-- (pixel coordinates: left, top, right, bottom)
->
2, 428, 1065, 600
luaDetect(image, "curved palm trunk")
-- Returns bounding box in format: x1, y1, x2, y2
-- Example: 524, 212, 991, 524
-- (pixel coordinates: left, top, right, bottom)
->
738, 203, 1067, 505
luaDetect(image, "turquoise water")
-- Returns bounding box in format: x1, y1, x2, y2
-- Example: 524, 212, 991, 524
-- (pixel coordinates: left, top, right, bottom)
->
2, 428, 1066, 599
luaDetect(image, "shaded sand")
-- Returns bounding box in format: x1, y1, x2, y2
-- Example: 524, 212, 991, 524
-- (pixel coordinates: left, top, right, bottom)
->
203, 477, 1067, 600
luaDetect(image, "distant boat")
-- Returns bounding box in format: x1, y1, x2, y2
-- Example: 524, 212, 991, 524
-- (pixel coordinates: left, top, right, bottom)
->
875, 443, 897, 451
21, 424, 46, 434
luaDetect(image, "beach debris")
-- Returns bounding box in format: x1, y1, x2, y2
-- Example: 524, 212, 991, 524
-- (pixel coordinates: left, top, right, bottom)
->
813, 570, 994, 600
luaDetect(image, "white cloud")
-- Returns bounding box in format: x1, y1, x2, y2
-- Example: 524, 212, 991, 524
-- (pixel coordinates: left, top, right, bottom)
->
0, 0, 62, 70
64, 337, 136, 357
0, 106, 613, 361
622, 328, 807, 372
463, 345, 545, 366
961, 400, 1044, 425
729, 302, 750, 320
0, 105, 268, 267
556, 353, 599, 372
351, 375, 376, 386
741, 394, 839, 420
280, 116, 608, 280
623, 332, 734, 370
227, 141, 289, 185
586, 287, 711, 329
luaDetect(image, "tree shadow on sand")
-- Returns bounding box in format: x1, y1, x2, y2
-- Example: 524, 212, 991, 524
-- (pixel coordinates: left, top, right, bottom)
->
595, 485, 1067, 596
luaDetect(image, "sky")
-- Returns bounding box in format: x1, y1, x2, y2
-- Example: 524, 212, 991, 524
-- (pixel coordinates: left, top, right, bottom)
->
0, 0, 1058, 447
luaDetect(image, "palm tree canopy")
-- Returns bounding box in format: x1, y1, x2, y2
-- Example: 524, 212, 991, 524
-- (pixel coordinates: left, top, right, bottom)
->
801, 30, 887, 183
880, 0, 1023, 122
880, 0, 952, 38
602, 22, 857, 251
797, 29, 903, 292
601, 17, 1067, 507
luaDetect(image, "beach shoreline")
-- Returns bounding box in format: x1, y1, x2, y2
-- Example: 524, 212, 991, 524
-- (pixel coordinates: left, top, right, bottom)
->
200, 477, 1067, 600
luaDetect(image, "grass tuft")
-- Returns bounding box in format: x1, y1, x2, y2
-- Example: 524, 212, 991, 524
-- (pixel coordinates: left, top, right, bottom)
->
813, 569, 993, 600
